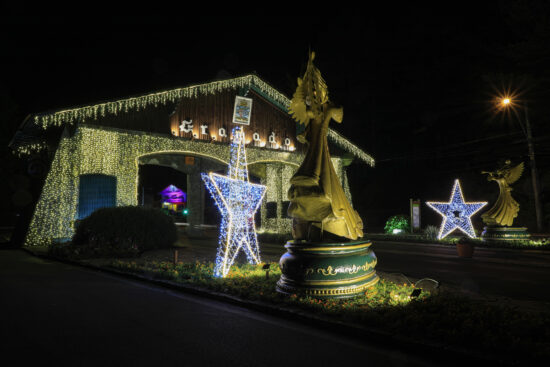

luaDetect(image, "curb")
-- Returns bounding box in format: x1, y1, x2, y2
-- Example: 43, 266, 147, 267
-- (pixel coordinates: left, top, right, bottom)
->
21, 247, 529, 367
371, 238, 550, 254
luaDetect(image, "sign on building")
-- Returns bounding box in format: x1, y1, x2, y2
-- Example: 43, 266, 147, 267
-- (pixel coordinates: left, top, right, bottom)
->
232, 96, 253, 125
410, 198, 421, 232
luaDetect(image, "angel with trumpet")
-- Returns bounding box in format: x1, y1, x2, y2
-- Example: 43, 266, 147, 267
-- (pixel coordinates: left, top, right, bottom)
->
287, 52, 363, 240
481, 160, 524, 227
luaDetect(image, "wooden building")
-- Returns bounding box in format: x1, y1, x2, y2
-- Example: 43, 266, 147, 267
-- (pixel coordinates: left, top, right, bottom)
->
10, 74, 374, 246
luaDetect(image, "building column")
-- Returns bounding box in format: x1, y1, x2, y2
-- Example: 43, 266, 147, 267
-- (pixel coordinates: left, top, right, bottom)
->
275, 164, 283, 220
187, 171, 204, 236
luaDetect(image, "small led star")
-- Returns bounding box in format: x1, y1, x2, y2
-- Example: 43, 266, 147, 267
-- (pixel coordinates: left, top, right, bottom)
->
201, 126, 267, 277
426, 179, 487, 239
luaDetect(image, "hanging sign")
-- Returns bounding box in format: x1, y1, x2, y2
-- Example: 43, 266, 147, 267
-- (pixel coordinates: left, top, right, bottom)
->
232, 96, 253, 125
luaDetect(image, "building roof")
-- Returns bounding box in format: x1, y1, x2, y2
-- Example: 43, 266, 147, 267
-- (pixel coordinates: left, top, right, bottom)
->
11, 74, 374, 166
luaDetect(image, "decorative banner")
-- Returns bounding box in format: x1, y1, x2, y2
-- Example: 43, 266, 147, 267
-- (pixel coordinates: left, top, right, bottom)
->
232, 96, 253, 125
426, 179, 487, 239
201, 126, 267, 277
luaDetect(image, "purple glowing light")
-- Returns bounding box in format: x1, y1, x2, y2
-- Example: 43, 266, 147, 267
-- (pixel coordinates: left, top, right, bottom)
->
160, 185, 186, 204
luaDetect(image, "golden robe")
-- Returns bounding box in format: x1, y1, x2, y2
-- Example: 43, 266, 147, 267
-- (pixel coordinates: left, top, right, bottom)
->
481, 177, 520, 226
287, 106, 363, 240
481, 161, 523, 227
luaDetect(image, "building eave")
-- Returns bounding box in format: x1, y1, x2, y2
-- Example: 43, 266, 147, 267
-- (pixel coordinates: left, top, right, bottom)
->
30, 74, 290, 130
17, 74, 375, 166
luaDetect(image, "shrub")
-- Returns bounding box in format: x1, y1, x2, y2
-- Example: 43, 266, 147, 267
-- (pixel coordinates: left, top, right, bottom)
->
72, 206, 177, 256
48, 241, 141, 259
384, 215, 410, 234
424, 225, 439, 240
257, 231, 292, 244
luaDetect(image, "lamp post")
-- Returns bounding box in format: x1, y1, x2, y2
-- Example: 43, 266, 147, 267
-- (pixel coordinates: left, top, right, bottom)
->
501, 97, 543, 232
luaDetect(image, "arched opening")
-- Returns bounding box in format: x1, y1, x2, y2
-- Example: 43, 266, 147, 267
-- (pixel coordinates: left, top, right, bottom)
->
137, 153, 226, 228
138, 164, 188, 222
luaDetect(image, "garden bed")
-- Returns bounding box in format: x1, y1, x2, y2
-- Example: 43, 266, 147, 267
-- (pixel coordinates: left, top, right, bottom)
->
27, 241, 550, 365
100, 258, 549, 364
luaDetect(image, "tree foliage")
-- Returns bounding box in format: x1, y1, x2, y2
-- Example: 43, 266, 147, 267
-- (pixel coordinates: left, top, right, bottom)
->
384, 214, 410, 234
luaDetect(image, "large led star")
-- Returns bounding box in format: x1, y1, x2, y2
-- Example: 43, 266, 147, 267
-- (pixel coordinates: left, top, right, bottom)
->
201, 127, 267, 277
426, 179, 487, 239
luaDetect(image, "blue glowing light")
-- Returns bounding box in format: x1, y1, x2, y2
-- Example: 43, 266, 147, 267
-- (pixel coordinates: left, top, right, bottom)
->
201, 126, 267, 277
426, 179, 487, 239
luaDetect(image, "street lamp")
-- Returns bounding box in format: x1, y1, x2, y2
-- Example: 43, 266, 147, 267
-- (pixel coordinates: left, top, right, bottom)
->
499, 96, 543, 232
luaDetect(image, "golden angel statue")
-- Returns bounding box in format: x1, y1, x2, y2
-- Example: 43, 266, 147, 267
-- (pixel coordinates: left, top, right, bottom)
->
481, 160, 524, 227
287, 52, 363, 240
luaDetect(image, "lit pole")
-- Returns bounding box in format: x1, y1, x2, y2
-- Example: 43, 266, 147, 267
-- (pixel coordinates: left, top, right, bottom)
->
501, 97, 543, 232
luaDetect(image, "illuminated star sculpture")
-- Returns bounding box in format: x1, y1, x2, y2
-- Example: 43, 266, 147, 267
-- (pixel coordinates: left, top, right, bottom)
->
426, 179, 487, 239
201, 126, 267, 277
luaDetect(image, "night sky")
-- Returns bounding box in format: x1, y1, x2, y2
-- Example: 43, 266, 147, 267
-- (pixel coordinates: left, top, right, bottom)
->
2, 2, 549, 231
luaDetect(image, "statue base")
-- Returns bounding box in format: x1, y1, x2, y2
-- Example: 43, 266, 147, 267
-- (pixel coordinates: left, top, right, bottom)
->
276, 239, 379, 299
481, 226, 530, 241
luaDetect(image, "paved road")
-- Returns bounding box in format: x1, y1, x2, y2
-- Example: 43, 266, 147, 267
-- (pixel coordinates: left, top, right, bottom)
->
370, 241, 550, 302
0, 250, 435, 367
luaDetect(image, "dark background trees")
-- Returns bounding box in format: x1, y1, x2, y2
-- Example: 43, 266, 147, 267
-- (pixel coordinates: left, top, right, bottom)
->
1, 1, 549, 234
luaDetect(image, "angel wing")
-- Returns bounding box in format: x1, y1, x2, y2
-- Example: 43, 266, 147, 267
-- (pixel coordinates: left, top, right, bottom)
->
289, 77, 310, 125
312, 67, 328, 105
504, 162, 524, 185
289, 51, 329, 126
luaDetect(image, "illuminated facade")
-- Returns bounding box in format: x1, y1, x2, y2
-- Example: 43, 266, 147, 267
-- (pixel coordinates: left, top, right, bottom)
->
10, 74, 374, 246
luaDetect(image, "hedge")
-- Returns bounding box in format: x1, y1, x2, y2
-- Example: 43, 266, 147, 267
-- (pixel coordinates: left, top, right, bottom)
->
71, 206, 177, 256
